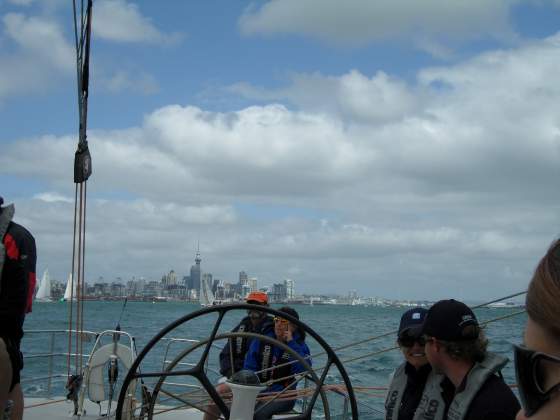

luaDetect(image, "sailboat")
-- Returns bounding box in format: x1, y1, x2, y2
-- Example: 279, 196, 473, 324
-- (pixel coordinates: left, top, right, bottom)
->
62, 273, 76, 301
35, 269, 52, 302
199, 275, 215, 306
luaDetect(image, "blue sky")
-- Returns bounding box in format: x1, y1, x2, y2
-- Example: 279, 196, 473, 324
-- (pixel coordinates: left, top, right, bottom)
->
1, 0, 560, 300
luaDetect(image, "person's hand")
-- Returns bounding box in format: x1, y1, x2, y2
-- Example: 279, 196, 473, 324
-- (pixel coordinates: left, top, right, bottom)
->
285, 324, 295, 342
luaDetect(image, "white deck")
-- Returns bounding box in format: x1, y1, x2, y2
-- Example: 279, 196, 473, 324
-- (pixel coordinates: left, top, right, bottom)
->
24, 397, 204, 420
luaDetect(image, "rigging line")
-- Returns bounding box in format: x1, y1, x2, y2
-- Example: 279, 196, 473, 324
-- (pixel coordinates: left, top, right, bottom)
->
471, 291, 527, 309
79, 182, 88, 372
67, 184, 79, 377
75, 182, 84, 374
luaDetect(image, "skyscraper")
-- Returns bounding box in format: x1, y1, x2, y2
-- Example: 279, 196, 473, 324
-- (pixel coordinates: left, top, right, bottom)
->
239, 271, 248, 286
188, 247, 202, 292
284, 279, 295, 300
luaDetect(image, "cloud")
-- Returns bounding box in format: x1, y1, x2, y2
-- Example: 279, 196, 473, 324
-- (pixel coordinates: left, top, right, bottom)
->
94, 0, 183, 44
0, 13, 74, 99
6, 0, 35, 6
239, 0, 517, 53
100, 70, 160, 94
34, 192, 73, 203
229, 70, 420, 124
3, 33, 560, 298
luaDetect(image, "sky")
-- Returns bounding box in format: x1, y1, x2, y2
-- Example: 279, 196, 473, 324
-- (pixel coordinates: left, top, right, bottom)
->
1, 0, 560, 300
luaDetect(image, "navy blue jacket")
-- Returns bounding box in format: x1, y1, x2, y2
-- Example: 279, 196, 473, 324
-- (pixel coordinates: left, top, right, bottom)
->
244, 330, 311, 393
219, 315, 274, 377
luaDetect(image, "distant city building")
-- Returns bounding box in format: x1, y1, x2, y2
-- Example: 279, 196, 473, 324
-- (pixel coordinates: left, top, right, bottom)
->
239, 271, 248, 287
248, 277, 258, 292
212, 279, 220, 294
271, 283, 288, 302
188, 249, 202, 291
182, 276, 190, 287
163, 270, 177, 287
284, 279, 295, 300
241, 284, 251, 298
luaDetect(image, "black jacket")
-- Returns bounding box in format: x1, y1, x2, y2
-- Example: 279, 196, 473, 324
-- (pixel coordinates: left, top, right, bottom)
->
441, 373, 520, 420
1, 220, 37, 341
398, 363, 432, 420
219, 315, 274, 377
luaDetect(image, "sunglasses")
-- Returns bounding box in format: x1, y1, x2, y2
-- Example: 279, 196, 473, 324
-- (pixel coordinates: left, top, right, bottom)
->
398, 333, 426, 348
514, 344, 560, 416
273, 316, 289, 326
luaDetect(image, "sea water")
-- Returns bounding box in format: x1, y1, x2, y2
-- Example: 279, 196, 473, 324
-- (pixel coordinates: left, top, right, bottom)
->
22, 301, 526, 418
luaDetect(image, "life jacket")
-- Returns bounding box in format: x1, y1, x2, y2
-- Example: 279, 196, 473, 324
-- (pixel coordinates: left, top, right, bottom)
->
446, 353, 509, 420
0, 204, 15, 294
385, 363, 445, 420
234, 317, 251, 357
259, 335, 302, 389
235, 316, 274, 357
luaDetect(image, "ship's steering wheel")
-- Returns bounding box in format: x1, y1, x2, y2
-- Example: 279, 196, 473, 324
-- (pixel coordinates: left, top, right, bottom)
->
115, 304, 358, 419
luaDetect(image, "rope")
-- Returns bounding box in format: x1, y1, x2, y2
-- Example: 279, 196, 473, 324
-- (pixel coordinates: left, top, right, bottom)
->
66, 184, 78, 377
24, 398, 67, 409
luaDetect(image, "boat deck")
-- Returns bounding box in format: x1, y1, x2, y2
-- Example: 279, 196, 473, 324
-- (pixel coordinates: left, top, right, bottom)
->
24, 397, 204, 420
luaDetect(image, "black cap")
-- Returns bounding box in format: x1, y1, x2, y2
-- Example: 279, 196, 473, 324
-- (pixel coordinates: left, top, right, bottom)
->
398, 307, 428, 338
422, 299, 479, 341
278, 306, 299, 320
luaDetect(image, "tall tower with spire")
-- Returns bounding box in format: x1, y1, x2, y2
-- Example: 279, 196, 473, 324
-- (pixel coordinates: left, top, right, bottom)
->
189, 242, 202, 293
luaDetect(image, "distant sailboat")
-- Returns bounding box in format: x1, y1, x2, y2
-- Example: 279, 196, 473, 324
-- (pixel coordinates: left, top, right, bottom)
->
35, 269, 52, 302
199, 276, 215, 306
62, 273, 76, 301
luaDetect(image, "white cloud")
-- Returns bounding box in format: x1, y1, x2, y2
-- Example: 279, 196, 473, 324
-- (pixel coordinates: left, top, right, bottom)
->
239, 0, 517, 52
3, 33, 560, 298
0, 13, 74, 98
100, 70, 160, 94
34, 192, 73, 203
230, 70, 420, 124
94, 0, 182, 44
6, 0, 35, 6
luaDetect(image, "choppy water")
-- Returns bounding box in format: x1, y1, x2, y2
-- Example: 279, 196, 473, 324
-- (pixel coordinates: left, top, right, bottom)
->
22, 301, 526, 418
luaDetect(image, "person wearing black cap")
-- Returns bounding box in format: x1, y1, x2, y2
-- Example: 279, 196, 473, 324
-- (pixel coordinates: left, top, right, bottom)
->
244, 306, 311, 420
0, 197, 37, 420
419, 299, 519, 420
385, 307, 444, 420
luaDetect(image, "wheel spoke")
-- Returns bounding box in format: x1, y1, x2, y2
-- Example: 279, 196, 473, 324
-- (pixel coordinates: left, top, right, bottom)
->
133, 368, 196, 379
196, 371, 230, 418
303, 357, 333, 417
196, 309, 226, 370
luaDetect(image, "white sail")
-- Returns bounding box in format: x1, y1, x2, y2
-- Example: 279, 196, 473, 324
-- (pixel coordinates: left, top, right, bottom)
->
63, 273, 76, 301
199, 277, 215, 306
36, 269, 51, 301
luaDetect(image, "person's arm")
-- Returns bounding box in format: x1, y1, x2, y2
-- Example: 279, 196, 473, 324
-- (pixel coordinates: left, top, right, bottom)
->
287, 339, 311, 374
20, 228, 36, 314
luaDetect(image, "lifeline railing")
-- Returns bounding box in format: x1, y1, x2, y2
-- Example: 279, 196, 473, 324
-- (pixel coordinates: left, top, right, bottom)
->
22, 329, 99, 397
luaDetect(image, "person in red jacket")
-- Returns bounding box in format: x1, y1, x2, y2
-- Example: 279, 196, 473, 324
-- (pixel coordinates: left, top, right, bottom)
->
0, 196, 37, 420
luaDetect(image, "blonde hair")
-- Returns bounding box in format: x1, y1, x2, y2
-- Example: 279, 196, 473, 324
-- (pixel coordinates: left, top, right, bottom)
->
526, 239, 560, 344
